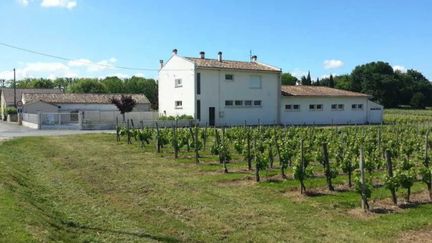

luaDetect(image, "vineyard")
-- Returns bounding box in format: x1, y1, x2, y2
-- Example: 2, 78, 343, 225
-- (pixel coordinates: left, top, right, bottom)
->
384, 109, 432, 124
117, 120, 432, 212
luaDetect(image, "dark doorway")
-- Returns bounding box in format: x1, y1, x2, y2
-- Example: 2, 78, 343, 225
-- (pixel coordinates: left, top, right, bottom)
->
209, 107, 215, 126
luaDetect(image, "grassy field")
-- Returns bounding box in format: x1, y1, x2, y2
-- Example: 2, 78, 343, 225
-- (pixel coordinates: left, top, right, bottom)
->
1, 134, 432, 242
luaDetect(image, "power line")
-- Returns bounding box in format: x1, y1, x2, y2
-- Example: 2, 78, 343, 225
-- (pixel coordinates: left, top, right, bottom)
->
0, 42, 191, 72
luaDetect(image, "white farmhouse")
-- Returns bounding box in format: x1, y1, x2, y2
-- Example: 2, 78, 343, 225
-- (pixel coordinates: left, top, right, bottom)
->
159, 50, 281, 126
158, 50, 383, 126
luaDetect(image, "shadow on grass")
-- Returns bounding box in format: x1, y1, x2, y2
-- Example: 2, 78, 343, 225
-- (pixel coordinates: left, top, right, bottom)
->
370, 207, 395, 214
61, 220, 180, 243
398, 201, 432, 209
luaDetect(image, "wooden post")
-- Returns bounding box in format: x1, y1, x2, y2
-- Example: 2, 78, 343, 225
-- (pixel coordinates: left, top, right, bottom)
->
274, 131, 281, 166
127, 119, 132, 144
322, 143, 334, 191
360, 148, 369, 211
254, 137, 260, 182
385, 150, 397, 204
203, 123, 208, 150
194, 124, 199, 164
300, 139, 306, 194
222, 127, 228, 173
116, 116, 120, 142
155, 122, 161, 153
173, 121, 178, 159
425, 130, 431, 200
247, 127, 252, 170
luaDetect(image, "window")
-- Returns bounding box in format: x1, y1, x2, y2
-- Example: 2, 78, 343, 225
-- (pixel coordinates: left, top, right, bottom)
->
225, 74, 234, 81
175, 101, 183, 109
196, 73, 201, 95
225, 100, 233, 106
249, 75, 262, 89
235, 100, 243, 106
332, 104, 344, 111
370, 107, 382, 111
245, 100, 252, 106
310, 104, 323, 111
352, 104, 364, 111
175, 78, 182, 87
285, 104, 300, 112
254, 100, 262, 106
196, 100, 201, 120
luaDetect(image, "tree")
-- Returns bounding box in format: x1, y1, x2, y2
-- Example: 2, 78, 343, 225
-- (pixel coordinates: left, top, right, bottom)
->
69, 79, 107, 93
334, 75, 352, 90
410, 92, 427, 108
111, 95, 137, 122
124, 76, 158, 110
306, 71, 312, 85
101, 76, 124, 93
281, 73, 298, 85
329, 75, 335, 88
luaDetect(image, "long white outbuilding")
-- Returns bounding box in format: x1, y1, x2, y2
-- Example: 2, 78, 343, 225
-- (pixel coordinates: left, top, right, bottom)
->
158, 50, 383, 126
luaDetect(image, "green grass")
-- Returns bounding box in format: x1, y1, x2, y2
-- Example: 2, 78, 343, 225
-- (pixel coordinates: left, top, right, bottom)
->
1, 134, 432, 242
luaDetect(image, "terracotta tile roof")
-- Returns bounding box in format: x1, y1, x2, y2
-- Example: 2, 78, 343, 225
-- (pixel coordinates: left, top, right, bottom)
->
281, 85, 370, 97
22, 93, 150, 105
184, 57, 281, 72
1, 88, 63, 106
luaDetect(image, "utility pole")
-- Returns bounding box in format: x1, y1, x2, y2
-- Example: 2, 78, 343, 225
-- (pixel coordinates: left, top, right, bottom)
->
13, 68, 17, 107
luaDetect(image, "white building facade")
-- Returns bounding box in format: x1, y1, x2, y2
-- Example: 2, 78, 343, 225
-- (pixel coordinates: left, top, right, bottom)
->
159, 50, 383, 126
280, 86, 383, 125
159, 50, 281, 126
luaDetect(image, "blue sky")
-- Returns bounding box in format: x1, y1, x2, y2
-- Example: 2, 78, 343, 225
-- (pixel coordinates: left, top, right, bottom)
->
0, 0, 431, 81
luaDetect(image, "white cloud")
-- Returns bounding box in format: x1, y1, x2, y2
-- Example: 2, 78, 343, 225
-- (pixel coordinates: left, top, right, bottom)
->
323, 59, 344, 69
41, 0, 77, 9
17, 0, 30, 7
0, 57, 118, 80
393, 65, 407, 73
67, 57, 117, 72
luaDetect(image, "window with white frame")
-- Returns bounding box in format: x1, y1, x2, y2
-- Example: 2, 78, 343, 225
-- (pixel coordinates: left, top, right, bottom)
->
249, 75, 262, 89
175, 78, 182, 87
235, 100, 243, 106
352, 104, 364, 110
309, 104, 323, 111
285, 104, 300, 111
245, 100, 252, 106
254, 100, 262, 106
225, 74, 234, 81
331, 104, 344, 111
175, 100, 183, 109
225, 100, 233, 106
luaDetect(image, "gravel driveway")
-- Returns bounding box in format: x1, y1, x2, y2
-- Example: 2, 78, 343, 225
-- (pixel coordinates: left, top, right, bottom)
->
0, 122, 113, 140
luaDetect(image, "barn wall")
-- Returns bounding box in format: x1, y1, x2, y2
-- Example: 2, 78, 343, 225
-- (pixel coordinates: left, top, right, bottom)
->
280, 96, 373, 125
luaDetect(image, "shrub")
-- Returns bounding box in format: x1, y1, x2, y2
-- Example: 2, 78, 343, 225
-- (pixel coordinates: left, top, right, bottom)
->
6, 107, 17, 115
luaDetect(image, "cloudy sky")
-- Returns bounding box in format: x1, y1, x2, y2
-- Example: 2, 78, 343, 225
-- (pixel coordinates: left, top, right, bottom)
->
0, 0, 431, 81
